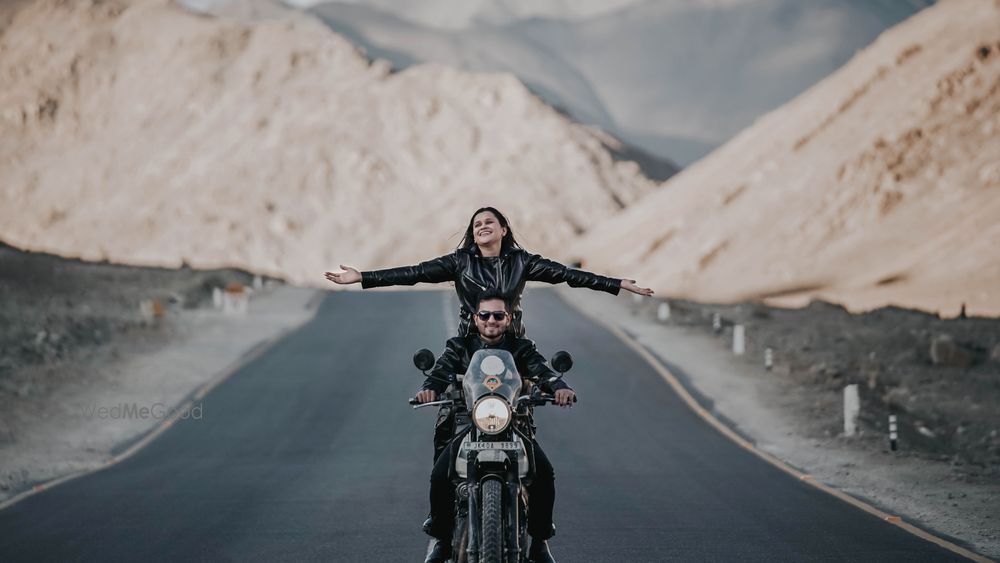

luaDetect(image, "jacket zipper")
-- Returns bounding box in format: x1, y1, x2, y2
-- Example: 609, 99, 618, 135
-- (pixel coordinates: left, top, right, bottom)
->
463, 272, 486, 291
497, 254, 503, 291
465, 253, 503, 291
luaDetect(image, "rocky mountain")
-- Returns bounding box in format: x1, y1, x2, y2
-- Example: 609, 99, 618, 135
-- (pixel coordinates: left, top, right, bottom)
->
0, 0, 663, 286
571, 0, 1000, 317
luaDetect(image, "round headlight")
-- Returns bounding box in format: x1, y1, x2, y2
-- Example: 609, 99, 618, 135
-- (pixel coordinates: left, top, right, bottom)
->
473, 397, 511, 434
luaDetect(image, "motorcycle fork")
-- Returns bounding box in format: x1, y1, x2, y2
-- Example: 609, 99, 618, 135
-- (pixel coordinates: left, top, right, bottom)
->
505, 458, 521, 563
467, 452, 481, 563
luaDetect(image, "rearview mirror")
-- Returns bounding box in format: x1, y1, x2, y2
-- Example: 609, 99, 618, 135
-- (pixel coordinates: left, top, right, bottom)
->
413, 349, 436, 372
550, 351, 573, 373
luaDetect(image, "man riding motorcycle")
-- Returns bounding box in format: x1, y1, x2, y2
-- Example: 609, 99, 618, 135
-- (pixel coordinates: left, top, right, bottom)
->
416, 290, 575, 563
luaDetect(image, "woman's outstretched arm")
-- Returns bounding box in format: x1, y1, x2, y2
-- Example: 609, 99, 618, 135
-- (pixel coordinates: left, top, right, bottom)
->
325, 252, 459, 288
525, 254, 653, 296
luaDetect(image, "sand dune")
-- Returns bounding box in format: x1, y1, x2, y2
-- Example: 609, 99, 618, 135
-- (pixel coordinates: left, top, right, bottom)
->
572, 0, 1000, 317
0, 0, 659, 286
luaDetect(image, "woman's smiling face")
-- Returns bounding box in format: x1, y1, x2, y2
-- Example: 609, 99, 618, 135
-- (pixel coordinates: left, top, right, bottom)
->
473, 211, 507, 247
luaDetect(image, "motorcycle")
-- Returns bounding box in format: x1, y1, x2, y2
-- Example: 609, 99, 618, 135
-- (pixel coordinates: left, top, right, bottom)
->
409, 347, 575, 563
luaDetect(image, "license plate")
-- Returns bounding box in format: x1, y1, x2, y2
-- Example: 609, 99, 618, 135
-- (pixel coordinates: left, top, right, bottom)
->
465, 441, 517, 451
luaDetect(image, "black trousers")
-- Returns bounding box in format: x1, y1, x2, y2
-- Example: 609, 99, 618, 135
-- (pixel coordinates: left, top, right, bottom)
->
433, 408, 455, 462
428, 434, 556, 541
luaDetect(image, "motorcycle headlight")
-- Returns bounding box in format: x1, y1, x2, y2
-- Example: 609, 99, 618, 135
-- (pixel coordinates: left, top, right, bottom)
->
473, 397, 511, 434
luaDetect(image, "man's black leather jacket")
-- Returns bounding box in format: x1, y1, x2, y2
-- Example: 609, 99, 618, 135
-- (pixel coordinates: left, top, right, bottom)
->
361, 244, 621, 334
420, 333, 571, 395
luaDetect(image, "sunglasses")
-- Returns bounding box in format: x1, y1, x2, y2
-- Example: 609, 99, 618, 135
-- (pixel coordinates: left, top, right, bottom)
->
476, 310, 508, 321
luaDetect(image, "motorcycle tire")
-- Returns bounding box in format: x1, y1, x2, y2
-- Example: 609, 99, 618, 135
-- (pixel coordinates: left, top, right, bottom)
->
480, 479, 504, 563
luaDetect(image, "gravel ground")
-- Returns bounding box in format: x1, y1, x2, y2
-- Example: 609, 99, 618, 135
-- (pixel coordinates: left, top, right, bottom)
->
0, 244, 318, 500
0, 243, 253, 387
558, 287, 1000, 559
654, 297, 1000, 472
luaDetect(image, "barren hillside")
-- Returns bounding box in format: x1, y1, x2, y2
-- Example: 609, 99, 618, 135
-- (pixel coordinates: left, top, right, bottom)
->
572, 0, 1000, 317
0, 0, 659, 286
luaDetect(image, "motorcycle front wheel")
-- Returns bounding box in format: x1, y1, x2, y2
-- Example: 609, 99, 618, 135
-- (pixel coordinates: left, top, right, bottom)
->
480, 479, 504, 563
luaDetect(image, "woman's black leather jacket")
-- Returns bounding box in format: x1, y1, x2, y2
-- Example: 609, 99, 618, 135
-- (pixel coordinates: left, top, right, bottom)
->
360, 244, 621, 335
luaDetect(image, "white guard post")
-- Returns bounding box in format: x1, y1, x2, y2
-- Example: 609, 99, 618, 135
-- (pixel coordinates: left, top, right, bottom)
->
657, 302, 671, 321
732, 325, 745, 355
844, 384, 860, 436
889, 414, 898, 451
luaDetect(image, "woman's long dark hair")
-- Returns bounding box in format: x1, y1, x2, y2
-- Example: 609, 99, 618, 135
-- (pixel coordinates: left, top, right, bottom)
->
458, 206, 521, 254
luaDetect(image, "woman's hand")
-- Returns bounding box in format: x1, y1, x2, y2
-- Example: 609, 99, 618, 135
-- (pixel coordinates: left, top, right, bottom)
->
621, 279, 654, 296
325, 265, 361, 285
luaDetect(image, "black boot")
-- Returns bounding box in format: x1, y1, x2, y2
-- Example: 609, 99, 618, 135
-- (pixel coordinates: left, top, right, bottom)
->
528, 538, 556, 563
425, 538, 452, 563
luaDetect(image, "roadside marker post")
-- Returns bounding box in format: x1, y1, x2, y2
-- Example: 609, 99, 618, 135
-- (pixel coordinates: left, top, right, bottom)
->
139, 300, 165, 324
764, 348, 774, 370
657, 302, 671, 322
733, 325, 746, 355
889, 414, 898, 451
844, 384, 860, 437
139, 300, 155, 324
223, 284, 249, 315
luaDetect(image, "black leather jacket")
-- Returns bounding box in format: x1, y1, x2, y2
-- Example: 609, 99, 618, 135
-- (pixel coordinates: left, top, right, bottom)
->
421, 333, 572, 395
361, 244, 621, 334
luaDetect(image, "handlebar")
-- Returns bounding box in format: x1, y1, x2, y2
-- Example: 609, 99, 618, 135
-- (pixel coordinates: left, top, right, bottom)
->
408, 395, 452, 409
522, 393, 578, 407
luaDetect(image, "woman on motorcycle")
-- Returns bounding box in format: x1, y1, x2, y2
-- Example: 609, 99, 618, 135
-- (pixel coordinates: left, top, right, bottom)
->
324, 206, 653, 336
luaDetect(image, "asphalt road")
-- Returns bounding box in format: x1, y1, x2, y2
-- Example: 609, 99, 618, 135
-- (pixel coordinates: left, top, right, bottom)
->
0, 289, 972, 562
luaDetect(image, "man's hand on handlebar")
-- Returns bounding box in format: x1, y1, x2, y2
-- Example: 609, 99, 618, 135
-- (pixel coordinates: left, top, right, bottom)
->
554, 389, 576, 407
415, 389, 438, 404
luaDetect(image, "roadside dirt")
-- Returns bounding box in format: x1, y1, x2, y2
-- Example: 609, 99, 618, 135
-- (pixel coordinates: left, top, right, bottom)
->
0, 245, 318, 501
0, 243, 251, 388
659, 298, 1000, 473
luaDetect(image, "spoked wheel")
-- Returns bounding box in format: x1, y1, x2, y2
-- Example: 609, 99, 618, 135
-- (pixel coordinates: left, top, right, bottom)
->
480, 479, 504, 563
